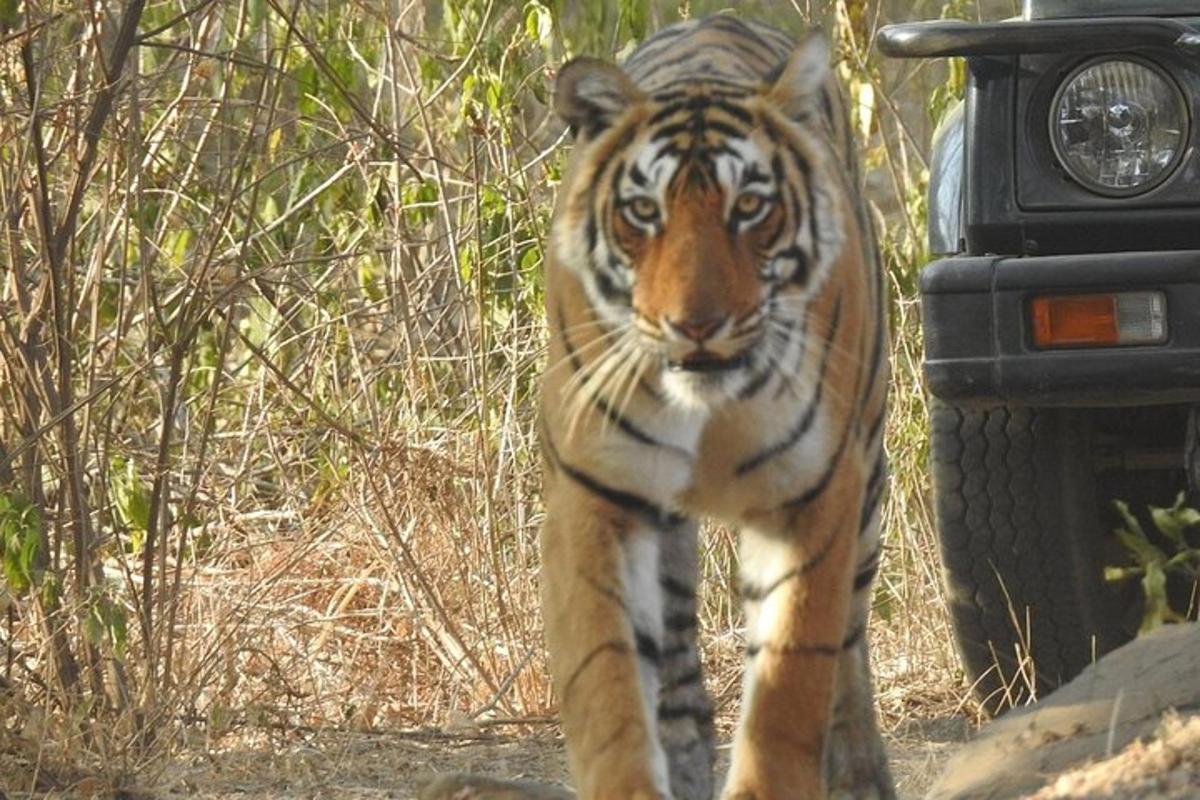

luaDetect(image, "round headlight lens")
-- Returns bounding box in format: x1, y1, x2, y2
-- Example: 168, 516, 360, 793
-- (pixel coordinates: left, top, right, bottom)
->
1051, 58, 1189, 196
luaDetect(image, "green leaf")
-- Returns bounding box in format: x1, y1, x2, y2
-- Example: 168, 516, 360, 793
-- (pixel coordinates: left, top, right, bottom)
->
111, 459, 152, 550
3, 550, 29, 596
259, 195, 280, 226
485, 76, 504, 114
519, 246, 541, 276
357, 258, 383, 303
459, 248, 474, 283
1150, 506, 1186, 547
39, 573, 60, 607
1104, 565, 1142, 583
1149, 492, 1200, 547
18, 521, 40, 581
462, 74, 478, 115
103, 600, 129, 661
525, 2, 553, 48
0, 0, 18, 32
165, 228, 192, 270
83, 610, 105, 647
1113, 499, 1145, 540
0, 492, 42, 596
1166, 550, 1200, 571
1173, 507, 1200, 527
1115, 524, 1165, 568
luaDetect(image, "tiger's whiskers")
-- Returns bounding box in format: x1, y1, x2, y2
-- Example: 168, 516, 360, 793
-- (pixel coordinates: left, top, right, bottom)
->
561, 330, 639, 443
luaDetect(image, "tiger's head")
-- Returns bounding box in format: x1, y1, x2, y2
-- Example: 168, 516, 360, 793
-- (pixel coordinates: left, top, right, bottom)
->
550, 36, 846, 409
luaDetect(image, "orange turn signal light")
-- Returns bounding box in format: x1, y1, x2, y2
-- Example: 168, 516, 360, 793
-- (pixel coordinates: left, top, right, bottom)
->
1030, 292, 1166, 349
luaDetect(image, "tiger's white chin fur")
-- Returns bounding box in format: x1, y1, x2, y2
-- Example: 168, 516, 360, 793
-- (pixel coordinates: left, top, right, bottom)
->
661, 365, 748, 410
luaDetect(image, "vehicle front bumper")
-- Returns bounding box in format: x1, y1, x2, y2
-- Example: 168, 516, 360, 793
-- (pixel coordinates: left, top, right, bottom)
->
920, 250, 1200, 406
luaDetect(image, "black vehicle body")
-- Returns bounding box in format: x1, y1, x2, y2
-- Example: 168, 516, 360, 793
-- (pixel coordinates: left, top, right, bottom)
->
882, 1, 1200, 405
881, 0, 1200, 710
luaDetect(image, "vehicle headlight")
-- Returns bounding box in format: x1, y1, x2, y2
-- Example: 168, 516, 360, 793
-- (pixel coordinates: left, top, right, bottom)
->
1051, 58, 1190, 196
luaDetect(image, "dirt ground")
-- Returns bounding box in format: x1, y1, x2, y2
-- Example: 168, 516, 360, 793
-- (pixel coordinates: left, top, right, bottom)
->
4, 711, 1198, 798
10, 623, 1200, 800
154, 723, 967, 799
0, 718, 967, 799
155, 713, 1199, 800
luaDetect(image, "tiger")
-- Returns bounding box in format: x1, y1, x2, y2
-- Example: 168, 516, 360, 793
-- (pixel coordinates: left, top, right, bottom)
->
424, 15, 894, 800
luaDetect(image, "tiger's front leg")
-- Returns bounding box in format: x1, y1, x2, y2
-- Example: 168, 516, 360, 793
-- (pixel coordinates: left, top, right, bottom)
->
657, 523, 716, 800
539, 472, 675, 800
721, 469, 863, 800
825, 488, 895, 800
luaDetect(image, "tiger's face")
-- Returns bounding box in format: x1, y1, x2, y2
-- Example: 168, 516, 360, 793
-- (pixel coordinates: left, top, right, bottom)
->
552, 38, 842, 408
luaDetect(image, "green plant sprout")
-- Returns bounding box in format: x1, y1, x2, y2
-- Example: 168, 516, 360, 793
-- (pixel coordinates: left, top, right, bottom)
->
1107, 493, 1200, 634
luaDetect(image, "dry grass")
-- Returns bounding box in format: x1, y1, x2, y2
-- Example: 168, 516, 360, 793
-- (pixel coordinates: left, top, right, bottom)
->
0, 1, 1000, 794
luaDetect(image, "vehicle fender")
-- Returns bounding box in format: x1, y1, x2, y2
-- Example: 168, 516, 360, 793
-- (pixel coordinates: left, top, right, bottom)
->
929, 100, 965, 256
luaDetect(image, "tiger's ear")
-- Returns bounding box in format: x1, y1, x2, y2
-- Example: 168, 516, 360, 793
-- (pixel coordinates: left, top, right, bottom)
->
555, 57, 644, 138
765, 33, 830, 119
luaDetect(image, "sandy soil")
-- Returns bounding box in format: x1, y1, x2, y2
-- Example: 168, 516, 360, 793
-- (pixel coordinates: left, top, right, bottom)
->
158, 722, 966, 799
0, 718, 967, 799
174, 714, 1195, 800
7, 710, 1196, 799
4, 700, 1195, 800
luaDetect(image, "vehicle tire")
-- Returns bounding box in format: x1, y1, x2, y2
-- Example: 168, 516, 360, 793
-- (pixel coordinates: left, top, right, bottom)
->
929, 403, 1129, 714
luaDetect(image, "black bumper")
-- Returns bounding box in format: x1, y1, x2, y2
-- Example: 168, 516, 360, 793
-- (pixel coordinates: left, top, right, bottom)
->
920, 250, 1200, 406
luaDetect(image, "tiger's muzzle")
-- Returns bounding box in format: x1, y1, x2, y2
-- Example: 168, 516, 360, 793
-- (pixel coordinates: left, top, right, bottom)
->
652, 311, 762, 374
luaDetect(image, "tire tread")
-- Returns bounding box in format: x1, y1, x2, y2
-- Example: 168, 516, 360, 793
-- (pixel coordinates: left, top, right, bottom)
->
930, 403, 1117, 712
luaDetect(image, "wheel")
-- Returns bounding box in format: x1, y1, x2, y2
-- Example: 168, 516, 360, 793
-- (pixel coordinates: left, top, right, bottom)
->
929, 403, 1130, 713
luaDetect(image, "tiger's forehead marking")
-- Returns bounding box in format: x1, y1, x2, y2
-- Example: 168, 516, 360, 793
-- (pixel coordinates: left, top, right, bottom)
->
619, 113, 774, 206
714, 139, 773, 189
622, 146, 680, 213
642, 92, 757, 155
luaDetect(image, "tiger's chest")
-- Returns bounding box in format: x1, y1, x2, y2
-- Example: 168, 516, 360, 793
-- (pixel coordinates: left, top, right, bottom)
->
588, 391, 841, 526
685, 398, 840, 522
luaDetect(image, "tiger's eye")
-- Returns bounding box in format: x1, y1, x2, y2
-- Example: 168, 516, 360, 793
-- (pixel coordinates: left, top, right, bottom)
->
734, 193, 766, 218
627, 196, 659, 223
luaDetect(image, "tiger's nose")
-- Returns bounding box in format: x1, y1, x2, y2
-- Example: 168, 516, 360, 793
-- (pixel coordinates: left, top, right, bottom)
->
666, 314, 726, 343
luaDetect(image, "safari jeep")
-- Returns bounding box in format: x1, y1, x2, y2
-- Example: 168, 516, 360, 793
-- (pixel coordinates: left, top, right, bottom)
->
880, 0, 1200, 710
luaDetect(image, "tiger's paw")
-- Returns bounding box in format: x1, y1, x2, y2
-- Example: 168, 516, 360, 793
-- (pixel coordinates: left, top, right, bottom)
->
826, 767, 896, 800
826, 768, 896, 800
829, 786, 887, 800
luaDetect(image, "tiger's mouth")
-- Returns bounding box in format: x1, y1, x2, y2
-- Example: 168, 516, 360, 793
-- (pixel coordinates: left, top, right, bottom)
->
658, 345, 758, 408
666, 351, 750, 373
